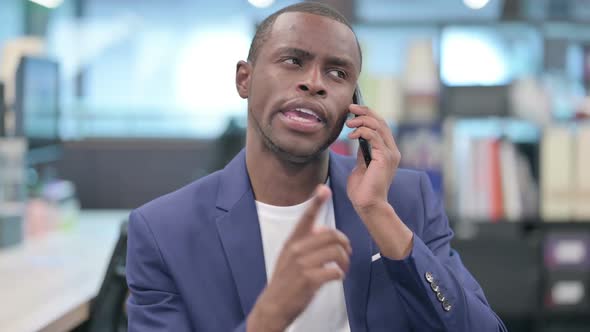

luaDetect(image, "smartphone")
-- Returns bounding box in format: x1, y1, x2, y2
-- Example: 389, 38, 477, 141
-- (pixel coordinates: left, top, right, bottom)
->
352, 87, 372, 167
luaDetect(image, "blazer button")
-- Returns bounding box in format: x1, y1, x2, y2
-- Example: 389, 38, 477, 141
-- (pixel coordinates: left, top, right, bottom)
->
436, 291, 445, 302
425, 272, 434, 283
442, 299, 452, 312
430, 281, 440, 292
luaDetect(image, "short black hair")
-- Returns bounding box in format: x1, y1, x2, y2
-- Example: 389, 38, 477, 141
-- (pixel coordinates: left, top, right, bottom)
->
247, 2, 362, 68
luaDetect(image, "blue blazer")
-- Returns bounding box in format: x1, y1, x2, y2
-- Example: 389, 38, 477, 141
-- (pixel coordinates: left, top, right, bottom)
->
127, 149, 507, 331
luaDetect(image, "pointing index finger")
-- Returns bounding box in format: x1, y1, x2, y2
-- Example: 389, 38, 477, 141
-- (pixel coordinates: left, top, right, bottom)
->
290, 184, 331, 239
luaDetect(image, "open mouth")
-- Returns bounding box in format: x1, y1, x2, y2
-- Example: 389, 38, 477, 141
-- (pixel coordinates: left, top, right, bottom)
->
282, 108, 323, 123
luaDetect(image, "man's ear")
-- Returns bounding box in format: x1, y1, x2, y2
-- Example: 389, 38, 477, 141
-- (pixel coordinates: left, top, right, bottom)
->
235, 60, 251, 99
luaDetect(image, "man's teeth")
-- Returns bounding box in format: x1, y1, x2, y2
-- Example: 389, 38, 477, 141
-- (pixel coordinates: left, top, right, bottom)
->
289, 116, 314, 123
295, 108, 321, 121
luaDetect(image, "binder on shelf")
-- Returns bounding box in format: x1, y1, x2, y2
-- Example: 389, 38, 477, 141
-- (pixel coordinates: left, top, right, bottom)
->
375, 76, 403, 124
489, 139, 504, 221
473, 139, 492, 220
541, 126, 575, 221
402, 39, 439, 124
500, 140, 523, 221
455, 136, 477, 220
442, 118, 457, 215
574, 125, 590, 221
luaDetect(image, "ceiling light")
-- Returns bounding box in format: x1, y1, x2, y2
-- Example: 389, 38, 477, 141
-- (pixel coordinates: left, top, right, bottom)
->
248, 0, 275, 9
463, 0, 490, 10
28, 0, 64, 9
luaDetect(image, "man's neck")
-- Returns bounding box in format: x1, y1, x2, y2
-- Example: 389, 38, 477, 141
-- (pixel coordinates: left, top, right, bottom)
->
246, 140, 330, 207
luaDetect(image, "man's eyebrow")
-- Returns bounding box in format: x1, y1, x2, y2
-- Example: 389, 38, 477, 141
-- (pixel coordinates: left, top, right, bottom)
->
325, 56, 355, 71
276, 47, 314, 60
275, 47, 358, 73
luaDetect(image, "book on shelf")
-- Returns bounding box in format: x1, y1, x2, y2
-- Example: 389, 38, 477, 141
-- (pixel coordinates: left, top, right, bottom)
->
375, 76, 403, 125
583, 45, 590, 91
402, 39, 439, 124
447, 122, 589, 223
540, 124, 590, 222
448, 124, 537, 223
574, 124, 590, 221
473, 138, 493, 221
500, 140, 523, 222
396, 123, 443, 198
488, 139, 504, 221
541, 126, 575, 221
358, 74, 403, 124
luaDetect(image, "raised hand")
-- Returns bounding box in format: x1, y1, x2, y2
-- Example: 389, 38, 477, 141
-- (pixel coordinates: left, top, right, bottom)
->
247, 184, 352, 332
345, 104, 401, 213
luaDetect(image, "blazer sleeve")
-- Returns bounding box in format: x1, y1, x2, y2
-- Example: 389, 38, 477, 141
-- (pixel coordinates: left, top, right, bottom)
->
381, 172, 508, 332
126, 210, 248, 332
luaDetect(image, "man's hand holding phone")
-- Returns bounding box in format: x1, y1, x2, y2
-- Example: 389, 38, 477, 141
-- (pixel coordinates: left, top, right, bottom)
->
345, 103, 401, 212
352, 89, 373, 167
345, 103, 413, 261
247, 185, 352, 332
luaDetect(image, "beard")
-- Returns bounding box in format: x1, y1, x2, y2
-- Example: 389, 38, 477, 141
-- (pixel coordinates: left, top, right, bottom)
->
250, 111, 347, 164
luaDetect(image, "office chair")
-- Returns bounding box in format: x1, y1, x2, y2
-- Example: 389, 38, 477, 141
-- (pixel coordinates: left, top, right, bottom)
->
87, 220, 129, 332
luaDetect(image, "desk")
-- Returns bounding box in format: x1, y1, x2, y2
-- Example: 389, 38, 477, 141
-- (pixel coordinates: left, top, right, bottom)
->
0, 210, 129, 332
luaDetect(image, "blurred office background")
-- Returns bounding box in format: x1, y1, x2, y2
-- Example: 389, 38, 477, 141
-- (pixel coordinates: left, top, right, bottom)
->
1, 0, 590, 331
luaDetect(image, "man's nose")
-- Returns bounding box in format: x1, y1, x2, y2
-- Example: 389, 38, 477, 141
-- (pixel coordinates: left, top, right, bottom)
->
297, 66, 326, 97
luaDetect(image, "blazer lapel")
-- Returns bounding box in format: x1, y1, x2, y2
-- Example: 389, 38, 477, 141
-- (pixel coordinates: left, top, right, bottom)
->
329, 152, 372, 332
215, 149, 267, 317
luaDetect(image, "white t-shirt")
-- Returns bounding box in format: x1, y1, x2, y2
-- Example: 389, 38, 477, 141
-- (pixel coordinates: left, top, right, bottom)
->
256, 192, 351, 332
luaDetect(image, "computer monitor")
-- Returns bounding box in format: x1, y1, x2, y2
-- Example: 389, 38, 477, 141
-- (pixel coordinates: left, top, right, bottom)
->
14, 55, 62, 165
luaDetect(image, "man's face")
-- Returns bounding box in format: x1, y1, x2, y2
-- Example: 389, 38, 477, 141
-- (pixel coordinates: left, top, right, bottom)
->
239, 12, 361, 163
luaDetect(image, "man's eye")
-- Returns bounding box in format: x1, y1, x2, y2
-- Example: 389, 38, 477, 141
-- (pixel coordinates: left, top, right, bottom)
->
283, 58, 301, 65
328, 69, 346, 79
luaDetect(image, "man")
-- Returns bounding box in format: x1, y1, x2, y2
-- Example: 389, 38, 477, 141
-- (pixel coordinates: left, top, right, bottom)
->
126, 2, 507, 331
